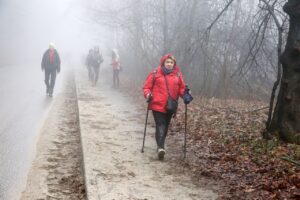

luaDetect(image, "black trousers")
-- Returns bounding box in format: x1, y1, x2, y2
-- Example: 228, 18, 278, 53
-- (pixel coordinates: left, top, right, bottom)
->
152, 111, 173, 149
44, 69, 56, 94
113, 69, 119, 87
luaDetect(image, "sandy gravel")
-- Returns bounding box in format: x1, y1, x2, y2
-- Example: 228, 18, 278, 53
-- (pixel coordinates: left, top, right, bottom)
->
76, 68, 218, 200
20, 67, 218, 200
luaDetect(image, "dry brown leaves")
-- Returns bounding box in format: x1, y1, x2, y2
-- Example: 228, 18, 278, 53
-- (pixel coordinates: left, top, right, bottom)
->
121, 78, 300, 200
171, 97, 300, 200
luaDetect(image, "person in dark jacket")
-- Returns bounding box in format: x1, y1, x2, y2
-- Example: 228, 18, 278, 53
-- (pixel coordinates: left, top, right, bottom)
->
91, 46, 103, 86
143, 53, 192, 160
85, 48, 94, 81
41, 43, 61, 97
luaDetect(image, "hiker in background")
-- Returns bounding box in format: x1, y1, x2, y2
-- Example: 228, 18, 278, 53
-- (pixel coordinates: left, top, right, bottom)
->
91, 46, 104, 86
85, 48, 94, 81
143, 53, 192, 160
111, 49, 121, 88
41, 42, 61, 97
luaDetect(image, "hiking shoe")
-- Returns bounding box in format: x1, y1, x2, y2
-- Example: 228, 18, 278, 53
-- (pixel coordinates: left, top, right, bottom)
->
158, 148, 165, 160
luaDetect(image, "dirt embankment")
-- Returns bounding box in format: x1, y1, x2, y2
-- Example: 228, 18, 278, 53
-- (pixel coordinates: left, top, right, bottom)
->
21, 72, 86, 200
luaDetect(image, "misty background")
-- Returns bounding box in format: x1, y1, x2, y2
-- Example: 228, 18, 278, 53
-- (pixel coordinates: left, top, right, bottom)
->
82, 0, 287, 101
0, 0, 112, 67
0, 0, 286, 101
0, 0, 113, 199
0, 0, 289, 199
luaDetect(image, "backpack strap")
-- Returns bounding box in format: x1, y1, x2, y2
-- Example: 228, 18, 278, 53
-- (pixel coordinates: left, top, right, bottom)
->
164, 71, 181, 97
151, 69, 180, 91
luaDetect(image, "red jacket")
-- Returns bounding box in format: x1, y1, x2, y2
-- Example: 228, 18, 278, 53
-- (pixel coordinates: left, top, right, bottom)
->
143, 54, 186, 113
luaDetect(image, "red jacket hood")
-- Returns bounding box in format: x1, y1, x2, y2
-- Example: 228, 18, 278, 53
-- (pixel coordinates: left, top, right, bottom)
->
159, 53, 179, 71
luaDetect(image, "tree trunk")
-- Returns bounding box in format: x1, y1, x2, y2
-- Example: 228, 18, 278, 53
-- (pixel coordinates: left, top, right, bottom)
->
269, 0, 300, 144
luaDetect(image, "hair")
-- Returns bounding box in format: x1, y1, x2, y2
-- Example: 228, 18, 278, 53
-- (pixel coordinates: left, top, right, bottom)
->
167, 55, 176, 62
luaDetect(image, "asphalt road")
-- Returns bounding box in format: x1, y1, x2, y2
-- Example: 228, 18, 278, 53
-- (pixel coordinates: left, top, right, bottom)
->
0, 64, 63, 200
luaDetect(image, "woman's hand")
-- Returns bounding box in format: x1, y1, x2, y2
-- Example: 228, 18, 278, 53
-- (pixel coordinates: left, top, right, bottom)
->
183, 88, 193, 104
146, 93, 152, 102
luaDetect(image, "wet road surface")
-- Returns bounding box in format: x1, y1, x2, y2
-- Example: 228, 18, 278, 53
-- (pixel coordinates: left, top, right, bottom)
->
0, 64, 63, 200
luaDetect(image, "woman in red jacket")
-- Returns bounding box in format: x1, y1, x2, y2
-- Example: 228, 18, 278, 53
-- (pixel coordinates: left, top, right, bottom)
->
143, 53, 187, 160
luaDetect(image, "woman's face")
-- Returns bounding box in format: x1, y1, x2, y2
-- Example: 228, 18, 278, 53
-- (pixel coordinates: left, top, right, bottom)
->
164, 58, 175, 69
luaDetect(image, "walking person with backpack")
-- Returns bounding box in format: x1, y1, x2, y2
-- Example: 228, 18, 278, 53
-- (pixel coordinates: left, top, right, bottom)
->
143, 53, 193, 160
91, 46, 104, 86
41, 43, 61, 97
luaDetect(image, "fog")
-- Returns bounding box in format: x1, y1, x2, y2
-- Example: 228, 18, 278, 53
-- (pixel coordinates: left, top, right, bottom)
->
0, 0, 110, 66
0, 0, 290, 198
0, 1, 113, 199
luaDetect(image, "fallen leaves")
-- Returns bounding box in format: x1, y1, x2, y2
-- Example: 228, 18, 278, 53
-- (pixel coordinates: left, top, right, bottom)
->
169, 97, 300, 199
122, 80, 300, 199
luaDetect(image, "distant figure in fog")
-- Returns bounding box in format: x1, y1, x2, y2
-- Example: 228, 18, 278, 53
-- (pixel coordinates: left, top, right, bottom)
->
85, 48, 94, 81
90, 46, 103, 86
111, 49, 121, 88
41, 43, 61, 97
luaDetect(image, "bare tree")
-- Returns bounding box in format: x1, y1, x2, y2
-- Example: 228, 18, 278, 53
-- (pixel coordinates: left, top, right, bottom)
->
86, 0, 288, 103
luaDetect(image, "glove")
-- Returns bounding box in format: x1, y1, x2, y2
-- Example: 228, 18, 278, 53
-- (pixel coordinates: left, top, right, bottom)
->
183, 88, 193, 104
146, 93, 152, 102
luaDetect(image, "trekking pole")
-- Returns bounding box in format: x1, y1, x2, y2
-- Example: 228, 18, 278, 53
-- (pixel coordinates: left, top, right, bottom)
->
184, 103, 187, 158
183, 84, 193, 158
141, 101, 150, 153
